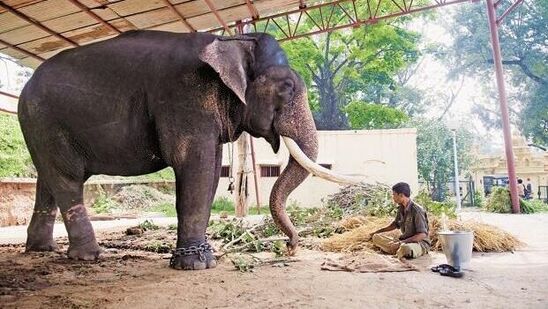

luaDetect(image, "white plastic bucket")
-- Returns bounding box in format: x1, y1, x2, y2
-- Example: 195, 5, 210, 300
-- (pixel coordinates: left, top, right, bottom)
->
438, 231, 474, 269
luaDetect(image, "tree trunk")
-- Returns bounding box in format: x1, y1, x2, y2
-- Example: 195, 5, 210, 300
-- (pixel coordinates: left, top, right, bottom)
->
314, 69, 347, 130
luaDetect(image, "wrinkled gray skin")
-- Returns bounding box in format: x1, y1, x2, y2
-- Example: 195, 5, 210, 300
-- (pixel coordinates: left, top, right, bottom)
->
18, 31, 318, 270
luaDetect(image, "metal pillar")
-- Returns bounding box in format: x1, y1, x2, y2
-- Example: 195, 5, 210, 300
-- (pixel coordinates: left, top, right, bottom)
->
485, 0, 520, 213
451, 129, 462, 212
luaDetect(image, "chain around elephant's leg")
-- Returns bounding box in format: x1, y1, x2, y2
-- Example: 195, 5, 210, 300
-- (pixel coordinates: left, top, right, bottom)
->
169, 140, 219, 270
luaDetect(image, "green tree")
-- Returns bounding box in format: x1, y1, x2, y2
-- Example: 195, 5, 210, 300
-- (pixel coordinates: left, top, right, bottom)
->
344, 101, 409, 129
414, 120, 475, 201
441, 1, 547, 144
0, 113, 34, 177
281, 13, 420, 129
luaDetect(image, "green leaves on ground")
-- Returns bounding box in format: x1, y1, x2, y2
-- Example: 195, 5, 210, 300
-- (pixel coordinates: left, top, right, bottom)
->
484, 187, 548, 214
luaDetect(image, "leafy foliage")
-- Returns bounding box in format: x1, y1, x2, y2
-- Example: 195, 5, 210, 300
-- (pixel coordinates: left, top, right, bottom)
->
151, 202, 176, 217
91, 190, 119, 214
0, 113, 34, 177
473, 191, 485, 208
208, 219, 247, 242
138, 219, 160, 231
344, 101, 409, 129
414, 120, 475, 201
415, 190, 457, 218
520, 199, 548, 214
323, 184, 396, 217
484, 187, 512, 213
211, 196, 235, 213
281, 12, 421, 129
441, 1, 547, 144
484, 187, 548, 214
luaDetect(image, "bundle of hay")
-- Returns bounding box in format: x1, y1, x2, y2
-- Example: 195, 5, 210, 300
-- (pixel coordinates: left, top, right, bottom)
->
321, 216, 522, 253
429, 217, 523, 252
321, 217, 393, 252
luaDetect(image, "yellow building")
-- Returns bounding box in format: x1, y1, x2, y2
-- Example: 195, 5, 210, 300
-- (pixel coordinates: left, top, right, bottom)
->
471, 134, 548, 199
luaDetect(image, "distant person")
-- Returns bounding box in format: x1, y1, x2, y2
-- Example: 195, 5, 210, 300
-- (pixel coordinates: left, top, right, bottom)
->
369, 182, 431, 259
517, 178, 526, 198
526, 178, 533, 199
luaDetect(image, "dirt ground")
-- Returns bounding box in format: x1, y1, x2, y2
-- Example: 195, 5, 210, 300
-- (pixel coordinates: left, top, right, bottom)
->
1, 212, 548, 309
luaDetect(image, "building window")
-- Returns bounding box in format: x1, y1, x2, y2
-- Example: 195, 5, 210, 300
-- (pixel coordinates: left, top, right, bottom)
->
313, 164, 332, 176
220, 166, 230, 177
260, 165, 280, 177
320, 164, 332, 170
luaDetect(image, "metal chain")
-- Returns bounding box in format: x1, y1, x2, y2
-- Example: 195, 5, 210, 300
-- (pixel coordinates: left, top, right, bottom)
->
228, 142, 235, 194
170, 242, 214, 267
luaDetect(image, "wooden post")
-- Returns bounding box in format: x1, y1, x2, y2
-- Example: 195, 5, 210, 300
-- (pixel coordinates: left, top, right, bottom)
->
235, 133, 252, 217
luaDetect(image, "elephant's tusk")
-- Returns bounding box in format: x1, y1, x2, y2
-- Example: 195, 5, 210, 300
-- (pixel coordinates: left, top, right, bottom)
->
282, 136, 367, 185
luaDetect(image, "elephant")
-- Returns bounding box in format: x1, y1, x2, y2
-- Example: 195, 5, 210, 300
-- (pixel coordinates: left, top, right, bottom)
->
18, 30, 354, 270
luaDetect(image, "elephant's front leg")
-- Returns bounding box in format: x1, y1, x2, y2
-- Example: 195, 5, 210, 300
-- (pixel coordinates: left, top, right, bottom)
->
170, 142, 221, 270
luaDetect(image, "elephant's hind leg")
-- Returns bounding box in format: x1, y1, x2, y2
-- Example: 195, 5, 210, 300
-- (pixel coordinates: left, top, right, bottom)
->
25, 177, 58, 252
53, 176, 101, 261
36, 138, 101, 260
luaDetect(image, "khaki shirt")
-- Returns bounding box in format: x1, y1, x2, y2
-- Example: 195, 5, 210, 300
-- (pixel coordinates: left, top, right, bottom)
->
393, 200, 431, 250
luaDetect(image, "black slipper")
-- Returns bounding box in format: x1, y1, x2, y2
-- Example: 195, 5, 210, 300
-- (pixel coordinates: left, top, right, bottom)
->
431, 264, 458, 273
439, 267, 464, 278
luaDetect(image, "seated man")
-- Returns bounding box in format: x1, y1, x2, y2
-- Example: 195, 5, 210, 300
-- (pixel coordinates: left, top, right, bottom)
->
369, 182, 431, 259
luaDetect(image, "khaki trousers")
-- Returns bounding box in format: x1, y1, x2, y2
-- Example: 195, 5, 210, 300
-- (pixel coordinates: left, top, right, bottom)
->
372, 234, 426, 259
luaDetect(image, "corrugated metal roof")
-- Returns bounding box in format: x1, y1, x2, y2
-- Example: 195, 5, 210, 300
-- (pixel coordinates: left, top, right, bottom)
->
0, 0, 317, 68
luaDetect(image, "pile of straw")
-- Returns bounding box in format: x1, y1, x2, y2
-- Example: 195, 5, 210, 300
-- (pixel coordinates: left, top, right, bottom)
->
321, 217, 393, 252
321, 216, 523, 253
429, 217, 523, 252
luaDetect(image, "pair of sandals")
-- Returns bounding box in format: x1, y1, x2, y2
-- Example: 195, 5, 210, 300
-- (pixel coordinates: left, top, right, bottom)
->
431, 264, 464, 278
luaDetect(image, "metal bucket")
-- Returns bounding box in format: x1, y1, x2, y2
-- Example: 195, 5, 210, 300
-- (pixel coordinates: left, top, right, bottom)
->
438, 231, 474, 269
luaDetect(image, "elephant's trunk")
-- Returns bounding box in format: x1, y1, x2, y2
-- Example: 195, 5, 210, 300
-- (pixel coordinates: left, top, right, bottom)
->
270, 78, 318, 255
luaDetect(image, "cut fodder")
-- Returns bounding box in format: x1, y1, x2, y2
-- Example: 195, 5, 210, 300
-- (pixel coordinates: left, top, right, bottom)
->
323, 183, 396, 217
111, 185, 175, 211
429, 217, 523, 252
321, 217, 394, 252
337, 215, 369, 231
322, 215, 523, 253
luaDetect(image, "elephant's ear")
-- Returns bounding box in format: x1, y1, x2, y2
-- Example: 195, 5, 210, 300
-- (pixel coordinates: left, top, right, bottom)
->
199, 38, 256, 105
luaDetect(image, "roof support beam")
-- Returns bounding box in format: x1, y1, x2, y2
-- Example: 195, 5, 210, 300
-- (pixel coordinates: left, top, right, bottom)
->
161, 0, 196, 32
244, 0, 259, 19
496, 0, 524, 25
202, 0, 233, 35
0, 38, 45, 62
210, 0, 470, 41
66, 0, 121, 34
0, 2, 78, 47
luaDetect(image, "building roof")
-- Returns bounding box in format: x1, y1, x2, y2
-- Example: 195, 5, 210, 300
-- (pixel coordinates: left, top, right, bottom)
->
0, 0, 318, 68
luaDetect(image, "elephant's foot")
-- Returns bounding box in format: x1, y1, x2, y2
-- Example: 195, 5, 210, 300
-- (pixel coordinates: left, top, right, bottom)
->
62, 204, 101, 260
67, 240, 102, 261
26, 238, 59, 252
170, 241, 216, 270
26, 210, 58, 252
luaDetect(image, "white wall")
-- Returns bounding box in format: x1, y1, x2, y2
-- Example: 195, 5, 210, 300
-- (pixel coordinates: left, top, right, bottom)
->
215, 128, 419, 208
